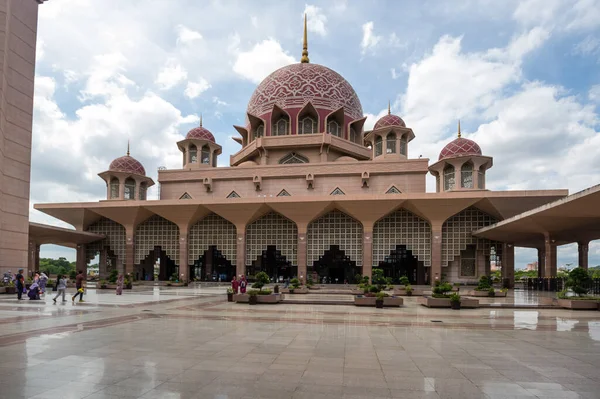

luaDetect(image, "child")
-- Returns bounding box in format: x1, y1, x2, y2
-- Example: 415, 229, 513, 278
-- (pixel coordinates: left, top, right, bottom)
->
53, 275, 68, 303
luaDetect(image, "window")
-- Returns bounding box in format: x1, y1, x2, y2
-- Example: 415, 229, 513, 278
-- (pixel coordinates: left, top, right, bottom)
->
279, 152, 308, 164
110, 178, 119, 199
385, 186, 401, 194
277, 189, 291, 197
227, 191, 240, 198
255, 124, 264, 140
180, 192, 192, 199
386, 133, 396, 154
272, 118, 289, 136
375, 136, 383, 157
330, 187, 345, 195
478, 166, 485, 189
124, 178, 136, 200
201, 145, 210, 164
400, 136, 407, 155
327, 120, 341, 137
444, 165, 455, 191
189, 144, 197, 163
350, 127, 359, 143
461, 162, 473, 189
299, 117, 316, 134
139, 182, 147, 200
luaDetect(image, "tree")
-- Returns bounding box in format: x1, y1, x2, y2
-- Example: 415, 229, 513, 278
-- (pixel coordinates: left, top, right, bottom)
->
252, 272, 270, 289
566, 267, 592, 297
371, 268, 386, 290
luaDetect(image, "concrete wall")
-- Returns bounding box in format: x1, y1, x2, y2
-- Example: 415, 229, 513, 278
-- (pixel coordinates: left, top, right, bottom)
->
0, 0, 40, 275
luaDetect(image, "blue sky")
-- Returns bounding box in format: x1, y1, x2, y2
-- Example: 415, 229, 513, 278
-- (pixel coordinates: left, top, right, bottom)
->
31, 0, 600, 269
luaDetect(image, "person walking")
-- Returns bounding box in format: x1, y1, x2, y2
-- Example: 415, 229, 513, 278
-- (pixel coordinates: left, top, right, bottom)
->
72, 270, 85, 303
116, 274, 124, 295
16, 269, 24, 300
239, 275, 247, 294
39, 271, 49, 295
52, 275, 67, 303
231, 276, 239, 294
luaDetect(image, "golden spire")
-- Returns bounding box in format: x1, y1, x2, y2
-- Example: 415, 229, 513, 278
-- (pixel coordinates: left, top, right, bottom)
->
388, 100, 391, 115
199, 113, 203, 127
457, 120, 461, 138
127, 140, 130, 156
301, 13, 310, 63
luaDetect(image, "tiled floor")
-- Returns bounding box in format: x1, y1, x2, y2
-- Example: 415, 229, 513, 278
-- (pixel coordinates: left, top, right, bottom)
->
0, 288, 599, 399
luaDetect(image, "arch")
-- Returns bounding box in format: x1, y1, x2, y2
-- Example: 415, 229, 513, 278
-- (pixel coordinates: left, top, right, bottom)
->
86, 218, 126, 277
246, 212, 298, 268
330, 187, 345, 196
385, 185, 401, 194
400, 135, 407, 155
325, 108, 344, 138
189, 213, 237, 279
444, 164, 455, 191
255, 124, 265, 140
461, 161, 474, 188
270, 105, 290, 136
386, 132, 396, 154
110, 177, 119, 199
180, 192, 192, 199
227, 191, 240, 198
478, 165, 485, 189
134, 215, 180, 265
373, 209, 431, 268
189, 144, 197, 163
124, 178, 136, 200
297, 102, 319, 134
277, 189, 291, 197
308, 210, 363, 267
374, 135, 383, 157
201, 145, 210, 164
349, 127, 359, 143
279, 152, 308, 164
139, 182, 147, 200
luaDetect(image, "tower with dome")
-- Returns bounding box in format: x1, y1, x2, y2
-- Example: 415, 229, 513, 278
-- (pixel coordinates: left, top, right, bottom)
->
36, 17, 568, 287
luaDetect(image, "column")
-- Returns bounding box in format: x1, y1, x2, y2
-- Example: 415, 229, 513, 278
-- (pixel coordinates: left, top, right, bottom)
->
544, 235, 557, 278
179, 225, 189, 283
297, 225, 307, 284
537, 247, 545, 278
125, 226, 135, 276
362, 227, 373, 281
236, 226, 246, 278
430, 224, 443, 285
502, 243, 515, 288
99, 249, 108, 279
119, 177, 125, 200
28, 240, 37, 274
76, 244, 87, 276
578, 241, 589, 269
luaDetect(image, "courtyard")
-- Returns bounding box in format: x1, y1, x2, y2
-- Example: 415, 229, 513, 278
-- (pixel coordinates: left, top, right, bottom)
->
0, 286, 599, 399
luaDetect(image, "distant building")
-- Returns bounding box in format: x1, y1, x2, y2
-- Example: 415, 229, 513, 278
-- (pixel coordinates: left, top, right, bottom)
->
526, 262, 538, 272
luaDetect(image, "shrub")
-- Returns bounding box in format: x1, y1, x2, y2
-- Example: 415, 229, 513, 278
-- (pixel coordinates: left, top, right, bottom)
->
488, 287, 495, 297
226, 288, 234, 294
432, 282, 452, 297
169, 273, 178, 282
376, 291, 386, 300
405, 284, 413, 294
253, 272, 270, 290
369, 285, 381, 293
258, 289, 272, 295
449, 292, 461, 303
247, 290, 259, 297
69, 270, 77, 280
399, 276, 410, 286
307, 276, 314, 287
476, 275, 491, 291
566, 267, 591, 297
108, 269, 118, 283
371, 268, 386, 290
290, 278, 300, 289
354, 274, 362, 284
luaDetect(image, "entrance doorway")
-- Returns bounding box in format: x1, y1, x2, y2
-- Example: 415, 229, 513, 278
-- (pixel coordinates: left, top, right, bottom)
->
191, 246, 234, 282
250, 245, 294, 282
139, 246, 177, 281
311, 245, 357, 284
378, 245, 425, 284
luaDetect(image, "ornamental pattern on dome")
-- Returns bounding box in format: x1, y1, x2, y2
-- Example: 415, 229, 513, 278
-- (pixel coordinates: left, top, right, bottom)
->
247, 63, 363, 120
374, 114, 406, 130
439, 138, 482, 161
186, 127, 215, 142
109, 156, 146, 176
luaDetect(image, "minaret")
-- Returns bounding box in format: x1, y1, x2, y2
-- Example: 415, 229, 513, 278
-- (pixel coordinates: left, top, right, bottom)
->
301, 14, 309, 63
127, 140, 130, 156
457, 120, 461, 138
388, 100, 391, 115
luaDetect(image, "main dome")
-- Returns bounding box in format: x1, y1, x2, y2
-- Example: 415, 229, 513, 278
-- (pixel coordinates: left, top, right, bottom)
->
109, 155, 146, 176
246, 63, 363, 121
439, 137, 482, 161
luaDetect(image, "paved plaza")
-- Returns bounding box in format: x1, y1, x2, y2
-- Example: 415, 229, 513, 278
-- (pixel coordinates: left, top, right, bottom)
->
0, 287, 599, 399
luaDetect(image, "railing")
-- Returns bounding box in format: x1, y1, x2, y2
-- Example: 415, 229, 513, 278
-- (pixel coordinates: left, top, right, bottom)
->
525, 278, 600, 294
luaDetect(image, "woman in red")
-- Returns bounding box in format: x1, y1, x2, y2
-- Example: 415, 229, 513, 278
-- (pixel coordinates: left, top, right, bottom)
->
231, 276, 239, 294
239, 275, 247, 294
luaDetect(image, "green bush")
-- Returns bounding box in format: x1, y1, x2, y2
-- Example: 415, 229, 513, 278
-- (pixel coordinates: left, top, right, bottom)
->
108, 269, 118, 283
371, 268, 386, 290
566, 267, 591, 297
290, 278, 300, 289
488, 287, 495, 297
405, 284, 413, 294
69, 270, 77, 280
307, 276, 314, 287
258, 289, 272, 295
247, 289, 259, 297
399, 276, 410, 286
369, 285, 381, 293
449, 292, 461, 303
476, 275, 491, 291
432, 282, 453, 297
253, 272, 270, 290
376, 291, 386, 300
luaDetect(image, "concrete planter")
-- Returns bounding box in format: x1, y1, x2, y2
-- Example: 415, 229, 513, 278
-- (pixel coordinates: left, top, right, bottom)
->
419, 296, 479, 308
233, 293, 282, 304
5, 286, 16, 294
281, 287, 309, 294
383, 296, 403, 307
557, 299, 599, 310
394, 288, 423, 296
354, 296, 403, 307
471, 290, 507, 297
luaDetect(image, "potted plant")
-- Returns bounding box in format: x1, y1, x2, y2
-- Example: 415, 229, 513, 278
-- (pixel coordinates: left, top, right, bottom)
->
5, 281, 16, 294
273, 284, 279, 294
227, 288, 234, 302
405, 284, 413, 296
100, 280, 108, 289
252, 272, 270, 290
450, 292, 461, 310
375, 292, 385, 308
248, 290, 258, 305
488, 287, 496, 297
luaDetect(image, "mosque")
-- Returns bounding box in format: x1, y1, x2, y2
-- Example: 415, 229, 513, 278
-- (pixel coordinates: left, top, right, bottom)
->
34, 18, 576, 285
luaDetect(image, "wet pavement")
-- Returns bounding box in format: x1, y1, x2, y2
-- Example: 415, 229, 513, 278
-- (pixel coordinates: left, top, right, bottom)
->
0, 287, 599, 398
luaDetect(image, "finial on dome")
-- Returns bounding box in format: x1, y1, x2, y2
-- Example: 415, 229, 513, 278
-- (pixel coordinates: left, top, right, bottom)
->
199, 113, 203, 127
127, 140, 130, 156
457, 120, 461, 138
388, 100, 391, 115
301, 14, 310, 63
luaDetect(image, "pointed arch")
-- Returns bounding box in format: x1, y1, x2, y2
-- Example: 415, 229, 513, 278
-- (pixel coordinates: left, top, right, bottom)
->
461, 161, 474, 188
279, 152, 308, 164
330, 187, 345, 196
227, 191, 240, 198
86, 217, 126, 274
297, 102, 319, 135
246, 211, 298, 266
385, 185, 401, 194
189, 213, 237, 268
325, 107, 344, 138
134, 214, 179, 264
444, 164, 455, 191
179, 192, 193, 200
308, 209, 363, 267
270, 104, 290, 136
277, 189, 291, 197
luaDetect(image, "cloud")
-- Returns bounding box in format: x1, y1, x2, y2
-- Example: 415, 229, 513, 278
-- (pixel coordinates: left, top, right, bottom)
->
303, 5, 327, 36
574, 35, 600, 59
232, 38, 296, 84
391, 68, 400, 79
360, 21, 382, 53
513, 0, 600, 31
155, 60, 188, 90
176, 25, 202, 44
184, 78, 211, 99
590, 85, 600, 103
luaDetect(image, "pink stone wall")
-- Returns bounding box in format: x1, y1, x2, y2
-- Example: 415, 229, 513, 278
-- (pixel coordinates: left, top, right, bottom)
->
0, 0, 40, 275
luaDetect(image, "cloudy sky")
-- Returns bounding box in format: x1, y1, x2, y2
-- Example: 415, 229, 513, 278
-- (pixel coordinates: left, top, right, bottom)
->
32, 0, 600, 269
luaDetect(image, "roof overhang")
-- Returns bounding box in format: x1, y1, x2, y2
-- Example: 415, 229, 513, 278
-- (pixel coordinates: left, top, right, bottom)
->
29, 222, 105, 248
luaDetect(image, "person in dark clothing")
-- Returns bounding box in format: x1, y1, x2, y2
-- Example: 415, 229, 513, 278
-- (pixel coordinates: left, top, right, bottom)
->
16, 269, 24, 300
28, 282, 41, 300
72, 270, 85, 303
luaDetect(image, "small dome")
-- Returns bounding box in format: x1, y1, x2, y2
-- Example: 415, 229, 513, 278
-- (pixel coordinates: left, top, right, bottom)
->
374, 114, 406, 130
109, 155, 146, 175
186, 126, 215, 142
439, 137, 482, 161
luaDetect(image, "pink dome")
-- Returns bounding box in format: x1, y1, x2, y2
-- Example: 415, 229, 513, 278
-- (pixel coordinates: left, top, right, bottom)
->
439, 137, 482, 161
374, 114, 406, 130
186, 126, 215, 142
109, 155, 146, 175
247, 63, 363, 122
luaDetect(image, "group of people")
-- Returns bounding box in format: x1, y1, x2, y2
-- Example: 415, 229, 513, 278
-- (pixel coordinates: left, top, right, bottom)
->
11, 269, 87, 303
230, 275, 248, 294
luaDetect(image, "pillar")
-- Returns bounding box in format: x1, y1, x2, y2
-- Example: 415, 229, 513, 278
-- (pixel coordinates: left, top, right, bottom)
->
430, 224, 443, 285
502, 243, 515, 288
578, 241, 589, 270
544, 236, 557, 278
119, 177, 125, 200
76, 244, 87, 277
362, 222, 374, 281
125, 226, 135, 276
179, 226, 189, 283
537, 247, 545, 278
99, 248, 108, 279
297, 226, 307, 284
28, 240, 37, 274
236, 226, 246, 278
